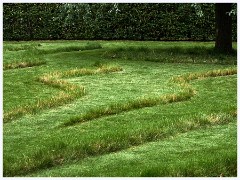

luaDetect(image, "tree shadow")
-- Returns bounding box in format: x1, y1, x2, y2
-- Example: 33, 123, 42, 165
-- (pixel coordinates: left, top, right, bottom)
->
104, 45, 237, 65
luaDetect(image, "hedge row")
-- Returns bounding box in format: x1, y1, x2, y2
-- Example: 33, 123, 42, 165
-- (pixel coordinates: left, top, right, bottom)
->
3, 3, 237, 41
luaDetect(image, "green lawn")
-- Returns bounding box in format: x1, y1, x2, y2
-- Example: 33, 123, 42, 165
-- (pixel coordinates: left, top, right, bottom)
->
3, 40, 237, 177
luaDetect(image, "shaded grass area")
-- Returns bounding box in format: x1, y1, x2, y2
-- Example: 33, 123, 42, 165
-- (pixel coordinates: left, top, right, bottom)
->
3, 42, 42, 51
3, 41, 237, 177
103, 45, 237, 65
28, 122, 236, 177
34, 41, 103, 55
3, 41, 102, 55
3, 41, 102, 69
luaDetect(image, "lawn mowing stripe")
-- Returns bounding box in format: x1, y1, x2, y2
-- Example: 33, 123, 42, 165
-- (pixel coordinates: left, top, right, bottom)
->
3, 65, 123, 123
61, 68, 237, 127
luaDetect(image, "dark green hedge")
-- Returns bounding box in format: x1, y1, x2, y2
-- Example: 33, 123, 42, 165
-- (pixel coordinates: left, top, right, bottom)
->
3, 3, 237, 41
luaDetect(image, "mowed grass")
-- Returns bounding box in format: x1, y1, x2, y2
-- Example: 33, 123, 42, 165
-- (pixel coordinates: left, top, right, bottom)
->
3, 40, 237, 177
28, 122, 237, 177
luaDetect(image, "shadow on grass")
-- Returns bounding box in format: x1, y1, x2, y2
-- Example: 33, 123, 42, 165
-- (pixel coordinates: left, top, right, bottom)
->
4, 42, 103, 54
104, 46, 237, 65
40, 42, 103, 54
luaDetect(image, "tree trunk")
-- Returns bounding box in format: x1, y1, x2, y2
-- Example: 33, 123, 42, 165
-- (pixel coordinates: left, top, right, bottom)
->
215, 3, 232, 53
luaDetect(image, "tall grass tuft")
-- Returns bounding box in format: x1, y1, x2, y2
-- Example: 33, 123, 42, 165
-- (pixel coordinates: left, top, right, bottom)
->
3, 60, 46, 70
171, 68, 237, 83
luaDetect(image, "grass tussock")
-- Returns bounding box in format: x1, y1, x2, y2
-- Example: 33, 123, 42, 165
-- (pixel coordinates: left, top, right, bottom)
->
3, 60, 46, 70
171, 68, 237, 83
61, 65, 123, 78
38, 76, 79, 92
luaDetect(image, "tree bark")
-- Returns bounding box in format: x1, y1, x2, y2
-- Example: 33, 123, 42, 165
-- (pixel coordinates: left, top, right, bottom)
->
215, 3, 232, 53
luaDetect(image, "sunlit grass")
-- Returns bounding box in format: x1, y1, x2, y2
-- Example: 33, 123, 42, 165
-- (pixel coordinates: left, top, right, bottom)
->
3, 40, 237, 177
27, 121, 236, 177
4, 65, 122, 122
62, 68, 236, 127
171, 67, 237, 83
4, 111, 236, 177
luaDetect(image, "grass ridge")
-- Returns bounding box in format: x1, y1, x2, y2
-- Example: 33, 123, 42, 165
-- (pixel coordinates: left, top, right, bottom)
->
3, 65, 123, 122
104, 46, 237, 65
3, 60, 47, 70
4, 111, 236, 177
62, 68, 237, 127
3, 68, 236, 177
171, 68, 237, 83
